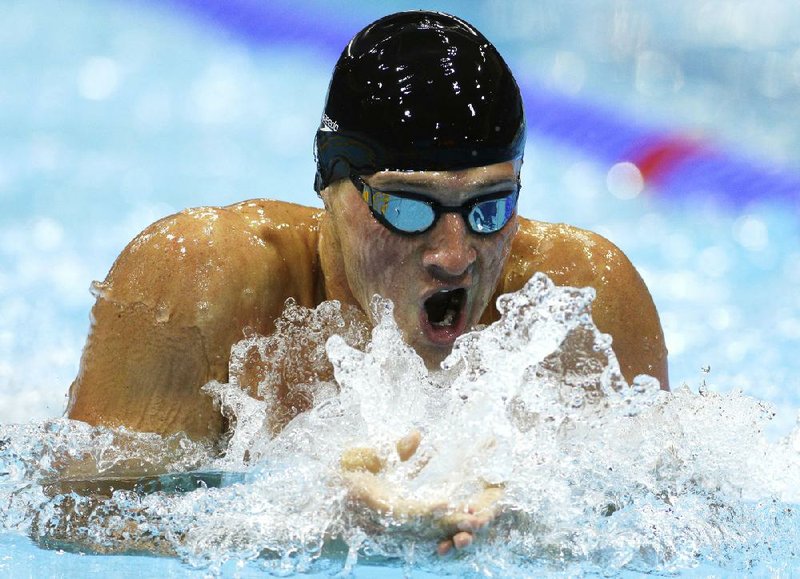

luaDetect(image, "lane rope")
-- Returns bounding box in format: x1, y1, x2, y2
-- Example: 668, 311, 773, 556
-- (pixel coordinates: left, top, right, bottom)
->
149, 0, 800, 206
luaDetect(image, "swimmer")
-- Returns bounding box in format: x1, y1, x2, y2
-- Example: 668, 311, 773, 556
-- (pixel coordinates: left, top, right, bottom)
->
64, 11, 668, 554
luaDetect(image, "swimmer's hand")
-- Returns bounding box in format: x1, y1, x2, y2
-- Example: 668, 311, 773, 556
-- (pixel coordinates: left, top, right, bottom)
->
340, 430, 503, 556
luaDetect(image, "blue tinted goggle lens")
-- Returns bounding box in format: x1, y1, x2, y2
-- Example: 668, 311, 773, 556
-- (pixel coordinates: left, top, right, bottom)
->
352, 175, 518, 235
377, 194, 435, 233
468, 196, 517, 234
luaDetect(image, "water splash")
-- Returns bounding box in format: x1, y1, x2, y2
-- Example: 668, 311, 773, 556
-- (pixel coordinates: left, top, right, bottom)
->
1, 273, 799, 575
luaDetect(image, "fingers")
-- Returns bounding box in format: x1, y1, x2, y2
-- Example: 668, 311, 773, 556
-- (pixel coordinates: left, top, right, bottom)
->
440, 487, 502, 533
440, 511, 489, 537
437, 531, 474, 556
453, 531, 473, 549
435, 485, 504, 555
340, 447, 384, 474
435, 502, 496, 556
395, 429, 421, 461
457, 512, 492, 532
341, 430, 506, 559
437, 538, 454, 556
341, 428, 421, 473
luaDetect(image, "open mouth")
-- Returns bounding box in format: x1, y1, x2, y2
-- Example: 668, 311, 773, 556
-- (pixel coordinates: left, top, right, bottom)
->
425, 288, 467, 327
421, 288, 468, 346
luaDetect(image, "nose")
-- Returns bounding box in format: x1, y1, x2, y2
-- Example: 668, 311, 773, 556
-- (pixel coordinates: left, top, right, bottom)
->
422, 213, 477, 280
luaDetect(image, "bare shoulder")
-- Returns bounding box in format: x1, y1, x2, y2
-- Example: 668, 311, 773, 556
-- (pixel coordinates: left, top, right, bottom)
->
501, 218, 634, 291
106, 199, 323, 309
497, 217, 669, 389
67, 199, 324, 440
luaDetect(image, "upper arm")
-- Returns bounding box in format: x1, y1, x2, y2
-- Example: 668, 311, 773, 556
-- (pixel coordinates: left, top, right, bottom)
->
66, 206, 293, 440
585, 236, 669, 390
503, 220, 669, 390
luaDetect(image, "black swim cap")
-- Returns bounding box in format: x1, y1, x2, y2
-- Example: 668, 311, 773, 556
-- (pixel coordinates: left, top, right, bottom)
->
314, 11, 526, 193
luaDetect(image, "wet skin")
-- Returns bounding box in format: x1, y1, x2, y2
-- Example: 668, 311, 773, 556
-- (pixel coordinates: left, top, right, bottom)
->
65, 161, 669, 552
67, 160, 669, 439
319, 161, 521, 369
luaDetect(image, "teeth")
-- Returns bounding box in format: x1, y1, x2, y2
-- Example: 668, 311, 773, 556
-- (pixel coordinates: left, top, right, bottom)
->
434, 308, 456, 327
425, 287, 466, 328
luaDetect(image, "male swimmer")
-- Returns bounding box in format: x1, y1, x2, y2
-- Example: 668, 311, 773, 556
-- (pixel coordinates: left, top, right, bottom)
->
64, 11, 668, 553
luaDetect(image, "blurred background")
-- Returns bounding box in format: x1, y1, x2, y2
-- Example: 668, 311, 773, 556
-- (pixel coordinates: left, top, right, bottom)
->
2, 0, 800, 435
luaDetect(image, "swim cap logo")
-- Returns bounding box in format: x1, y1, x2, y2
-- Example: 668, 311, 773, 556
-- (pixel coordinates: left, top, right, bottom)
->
321, 113, 339, 132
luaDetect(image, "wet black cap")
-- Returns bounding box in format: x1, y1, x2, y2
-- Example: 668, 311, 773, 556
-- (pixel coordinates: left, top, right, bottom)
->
314, 11, 526, 192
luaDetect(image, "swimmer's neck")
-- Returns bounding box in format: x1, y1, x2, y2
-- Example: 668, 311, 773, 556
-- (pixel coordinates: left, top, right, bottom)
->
317, 213, 360, 307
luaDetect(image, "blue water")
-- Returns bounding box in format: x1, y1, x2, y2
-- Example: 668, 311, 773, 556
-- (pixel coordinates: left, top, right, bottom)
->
2, 0, 800, 575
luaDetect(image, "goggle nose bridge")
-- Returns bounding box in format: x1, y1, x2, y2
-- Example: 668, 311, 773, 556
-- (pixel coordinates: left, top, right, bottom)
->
350, 174, 519, 236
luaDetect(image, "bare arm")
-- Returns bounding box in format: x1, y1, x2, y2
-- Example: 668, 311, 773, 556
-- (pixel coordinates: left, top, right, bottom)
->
66, 202, 315, 441
497, 219, 669, 389
584, 232, 669, 390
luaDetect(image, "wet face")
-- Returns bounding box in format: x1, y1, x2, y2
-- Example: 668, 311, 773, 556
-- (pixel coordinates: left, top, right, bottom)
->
322, 160, 520, 369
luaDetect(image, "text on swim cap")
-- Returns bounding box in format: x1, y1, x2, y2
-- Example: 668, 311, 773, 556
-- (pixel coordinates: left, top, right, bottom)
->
321, 113, 339, 132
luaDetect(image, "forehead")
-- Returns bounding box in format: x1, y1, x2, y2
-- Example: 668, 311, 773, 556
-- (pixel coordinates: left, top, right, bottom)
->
367, 160, 521, 198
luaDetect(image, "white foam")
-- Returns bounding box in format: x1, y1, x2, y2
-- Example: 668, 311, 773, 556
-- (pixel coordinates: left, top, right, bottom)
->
1, 273, 799, 575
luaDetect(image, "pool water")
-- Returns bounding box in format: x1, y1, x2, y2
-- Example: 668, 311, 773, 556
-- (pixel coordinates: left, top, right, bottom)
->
2, 0, 800, 576
3, 280, 800, 576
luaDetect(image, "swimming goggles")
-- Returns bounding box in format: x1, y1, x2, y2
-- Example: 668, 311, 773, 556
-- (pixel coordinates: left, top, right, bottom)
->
350, 174, 519, 235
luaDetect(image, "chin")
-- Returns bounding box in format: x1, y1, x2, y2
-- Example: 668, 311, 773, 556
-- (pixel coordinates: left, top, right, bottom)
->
417, 345, 449, 370
410, 312, 481, 370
